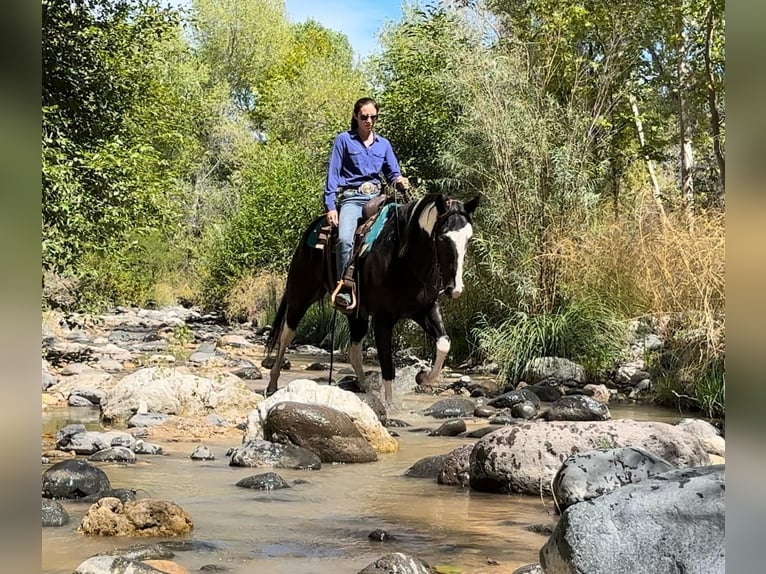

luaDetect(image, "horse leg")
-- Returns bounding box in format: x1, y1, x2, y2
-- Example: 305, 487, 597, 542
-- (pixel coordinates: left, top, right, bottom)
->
372, 315, 396, 405
267, 324, 296, 395
347, 316, 369, 391
413, 303, 450, 388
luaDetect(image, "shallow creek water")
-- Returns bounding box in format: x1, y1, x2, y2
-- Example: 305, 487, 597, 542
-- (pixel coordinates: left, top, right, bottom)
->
42, 355, 684, 574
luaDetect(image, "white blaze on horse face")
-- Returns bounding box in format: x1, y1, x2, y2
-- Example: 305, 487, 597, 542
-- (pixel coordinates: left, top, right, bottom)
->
445, 223, 473, 298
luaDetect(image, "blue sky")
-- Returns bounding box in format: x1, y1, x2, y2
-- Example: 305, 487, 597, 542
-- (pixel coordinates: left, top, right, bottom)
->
284, 0, 405, 60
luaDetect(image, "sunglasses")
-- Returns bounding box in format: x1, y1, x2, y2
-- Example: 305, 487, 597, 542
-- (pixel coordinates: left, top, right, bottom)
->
359, 114, 378, 121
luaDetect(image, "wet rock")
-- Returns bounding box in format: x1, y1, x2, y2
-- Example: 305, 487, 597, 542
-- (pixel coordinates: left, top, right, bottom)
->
464, 426, 498, 438
510, 400, 537, 419
358, 552, 433, 574
231, 365, 263, 380
404, 454, 447, 479
42, 459, 112, 500
542, 395, 610, 421
101, 543, 176, 561
68, 394, 96, 407
190, 446, 216, 461
488, 388, 541, 409
473, 405, 497, 418
368, 529, 397, 541
200, 566, 232, 572
261, 356, 290, 370
55, 424, 112, 454
552, 447, 676, 511
582, 383, 610, 403
523, 357, 585, 384
438, 444, 474, 487
488, 414, 517, 425
109, 488, 138, 502
264, 401, 377, 463
228, 439, 322, 470
89, 447, 136, 463
469, 420, 710, 496
525, 523, 556, 536
42, 498, 70, 526
135, 441, 163, 455
385, 419, 410, 428
79, 497, 193, 536
158, 540, 221, 552
526, 378, 563, 402
512, 565, 542, 574
422, 397, 475, 419
428, 419, 466, 437
540, 466, 725, 574
73, 555, 165, 573
235, 472, 291, 490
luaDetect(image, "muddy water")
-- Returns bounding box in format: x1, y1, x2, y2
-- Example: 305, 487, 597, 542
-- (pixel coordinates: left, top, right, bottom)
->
42, 356, 685, 574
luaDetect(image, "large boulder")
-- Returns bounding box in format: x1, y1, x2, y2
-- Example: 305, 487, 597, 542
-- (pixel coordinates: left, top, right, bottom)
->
469, 420, 710, 495
422, 397, 476, 419
73, 555, 165, 574
523, 357, 585, 384
228, 439, 322, 470
100, 367, 262, 423
79, 497, 193, 536
677, 418, 725, 457
42, 459, 111, 500
438, 443, 474, 486
245, 379, 397, 454
542, 395, 611, 422
263, 401, 377, 463
42, 498, 70, 527
540, 465, 725, 574
404, 455, 447, 479
551, 447, 676, 511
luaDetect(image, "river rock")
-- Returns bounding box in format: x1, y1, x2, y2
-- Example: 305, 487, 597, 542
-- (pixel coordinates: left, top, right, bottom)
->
190, 445, 216, 460
677, 418, 725, 457
542, 395, 610, 421
523, 356, 585, 384
422, 397, 475, 418
99, 543, 176, 561
527, 378, 563, 402
101, 366, 262, 423
428, 419, 466, 436
488, 388, 541, 409
79, 497, 193, 536
469, 420, 710, 495
73, 555, 166, 573
42, 498, 70, 526
42, 459, 112, 500
540, 465, 725, 574
264, 401, 377, 463
245, 379, 397, 454
235, 472, 291, 490
358, 552, 433, 574
510, 400, 538, 419
513, 566, 542, 574
438, 443, 474, 486
404, 454, 447, 479
228, 439, 322, 470
89, 447, 136, 463
551, 447, 677, 511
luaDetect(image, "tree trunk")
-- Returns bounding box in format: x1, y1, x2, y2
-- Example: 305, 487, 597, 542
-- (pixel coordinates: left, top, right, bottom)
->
705, 3, 725, 192
677, 1, 695, 226
628, 93, 665, 219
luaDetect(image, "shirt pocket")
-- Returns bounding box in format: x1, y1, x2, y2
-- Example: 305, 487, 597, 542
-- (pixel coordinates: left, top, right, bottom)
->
370, 149, 387, 173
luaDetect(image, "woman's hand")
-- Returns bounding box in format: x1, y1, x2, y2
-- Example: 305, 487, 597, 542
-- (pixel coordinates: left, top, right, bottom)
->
395, 176, 410, 190
326, 209, 338, 226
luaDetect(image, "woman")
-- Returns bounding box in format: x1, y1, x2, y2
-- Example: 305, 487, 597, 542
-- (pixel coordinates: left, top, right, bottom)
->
325, 97, 409, 309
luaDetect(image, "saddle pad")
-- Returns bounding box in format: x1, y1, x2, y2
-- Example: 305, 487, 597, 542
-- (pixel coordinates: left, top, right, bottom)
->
307, 219, 334, 250
360, 202, 399, 256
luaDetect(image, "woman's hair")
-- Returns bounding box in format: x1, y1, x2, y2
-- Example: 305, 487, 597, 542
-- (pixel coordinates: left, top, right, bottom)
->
349, 97, 379, 131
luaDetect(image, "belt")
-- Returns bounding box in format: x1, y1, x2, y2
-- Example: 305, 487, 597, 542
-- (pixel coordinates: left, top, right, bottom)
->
341, 182, 381, 195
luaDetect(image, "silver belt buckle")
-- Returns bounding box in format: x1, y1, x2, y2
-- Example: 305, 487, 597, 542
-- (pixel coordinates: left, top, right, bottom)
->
360, 181, 376, 195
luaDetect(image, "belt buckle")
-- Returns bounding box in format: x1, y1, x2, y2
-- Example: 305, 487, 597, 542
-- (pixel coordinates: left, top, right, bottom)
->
360, 182, 376, 195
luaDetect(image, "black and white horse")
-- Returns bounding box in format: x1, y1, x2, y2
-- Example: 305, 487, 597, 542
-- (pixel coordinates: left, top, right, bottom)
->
265, 193, 479, 403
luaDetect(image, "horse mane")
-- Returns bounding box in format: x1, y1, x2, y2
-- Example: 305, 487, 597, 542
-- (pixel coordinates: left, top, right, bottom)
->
396, 194, 449, 258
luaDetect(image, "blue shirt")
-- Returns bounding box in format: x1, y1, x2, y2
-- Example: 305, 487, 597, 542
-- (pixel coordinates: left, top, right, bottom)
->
324, 130, 402, 211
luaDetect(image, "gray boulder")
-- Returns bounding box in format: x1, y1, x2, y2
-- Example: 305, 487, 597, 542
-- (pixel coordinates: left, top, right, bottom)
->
358, 552, 433, 574
523, 357, 585, 384
404, 454, 447, 479
469, 420, 710, 495
235, 472, 291, 490
540, 465, 725, 574
228, 439, 321, 470
552, 447, 676, 511
42, 459, 111, 500
542, 395, 610, 421
42, 498, 70, 526
488, 388, 541, 409
438, 443, 474, 486
89, 447, 136, 463
423, 397, 476, 419
428, 419, 466, 436
73, 555, 165, 573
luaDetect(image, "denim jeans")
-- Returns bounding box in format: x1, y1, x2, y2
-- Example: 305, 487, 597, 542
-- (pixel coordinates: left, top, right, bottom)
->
336, 190, 381, 280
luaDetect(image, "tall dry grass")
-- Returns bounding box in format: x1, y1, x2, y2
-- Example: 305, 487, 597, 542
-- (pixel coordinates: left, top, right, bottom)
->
224, 271, 284, 325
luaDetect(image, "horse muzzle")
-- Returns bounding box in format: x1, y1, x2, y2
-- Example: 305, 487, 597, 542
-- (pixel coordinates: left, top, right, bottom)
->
443, 285, 463, 299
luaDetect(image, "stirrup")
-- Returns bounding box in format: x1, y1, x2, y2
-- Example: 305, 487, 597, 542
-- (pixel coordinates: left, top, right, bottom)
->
331, 280, 357, 313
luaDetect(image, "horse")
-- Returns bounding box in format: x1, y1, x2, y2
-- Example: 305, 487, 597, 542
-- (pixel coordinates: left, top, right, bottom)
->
265, 193, 479, 404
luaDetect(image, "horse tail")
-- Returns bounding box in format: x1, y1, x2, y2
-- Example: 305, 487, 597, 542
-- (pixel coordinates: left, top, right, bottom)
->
266, 291, 288, 355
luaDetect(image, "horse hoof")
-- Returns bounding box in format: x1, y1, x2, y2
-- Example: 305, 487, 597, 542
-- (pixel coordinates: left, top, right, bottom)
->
264, 387, 278, 398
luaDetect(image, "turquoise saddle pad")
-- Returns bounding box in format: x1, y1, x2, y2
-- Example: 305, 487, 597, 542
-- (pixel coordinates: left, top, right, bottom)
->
306, 203, 400, 254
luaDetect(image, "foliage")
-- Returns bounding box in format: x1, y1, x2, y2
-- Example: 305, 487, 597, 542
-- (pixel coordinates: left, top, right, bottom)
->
474, 296, 626, 384
223, 270, 284, 325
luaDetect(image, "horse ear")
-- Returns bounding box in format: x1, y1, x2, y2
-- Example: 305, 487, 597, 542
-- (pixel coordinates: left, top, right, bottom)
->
464, 195, 480, 215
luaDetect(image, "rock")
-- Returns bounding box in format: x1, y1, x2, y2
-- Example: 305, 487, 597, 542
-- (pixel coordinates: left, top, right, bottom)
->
368, 529, 397, 541
42, 498, 70, 526
523, 357, 585, 384
73, 555, 165, 573
42, 459, 112, 500
469, 420, 710, 495
109, 488, 138, 503
101, 366, 262, 424
542, 395, 610, 421
510, 400, 538, 419
190, 446, 216, 461
235, 472, 291, 490
228, 439, 322, 470
101, 543, 176, 561
231, 365, 263, 380
245, 379, 397, 454
422, 397, 475, 418
512, 565, 542, 574
358, 552, 433, 574
68, 394, 96, 407
540, 466, 725, 574
474, 405, 497, 418
428, 419, 466, 437
404, 455, 447, 479
527, 378, 563, 402
464, 426, 498, 438
89, 447, 137, 463
551, 447, 676, 511
143, 560, 189, 574
582, 383, 610, 403
438, 444, 474, 487
129, 413, 175, 427
264, 402, 377, 463
135, 441, 164, 455
79, 497, 193, 536
488, 388, 541, 409
677, 418, 725, 457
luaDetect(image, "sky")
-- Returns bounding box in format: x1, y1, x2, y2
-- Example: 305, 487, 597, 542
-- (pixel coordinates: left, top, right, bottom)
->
284, 0, 405, 60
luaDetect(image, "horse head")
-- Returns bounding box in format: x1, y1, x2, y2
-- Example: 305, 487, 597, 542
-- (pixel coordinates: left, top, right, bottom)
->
402, 194, 479, 299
